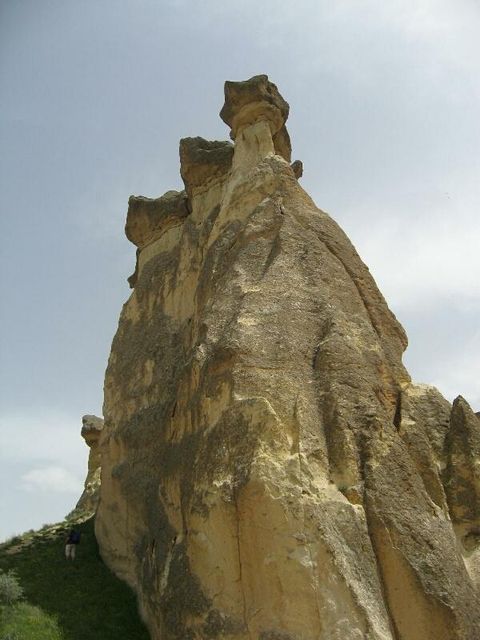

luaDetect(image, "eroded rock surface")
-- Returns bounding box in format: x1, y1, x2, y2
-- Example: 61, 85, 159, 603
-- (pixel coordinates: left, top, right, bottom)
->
95, 75, 480, 640
74, 415, 104, 517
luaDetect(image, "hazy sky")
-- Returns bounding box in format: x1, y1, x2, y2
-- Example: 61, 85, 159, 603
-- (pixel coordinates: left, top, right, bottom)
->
1, 0, 479, 541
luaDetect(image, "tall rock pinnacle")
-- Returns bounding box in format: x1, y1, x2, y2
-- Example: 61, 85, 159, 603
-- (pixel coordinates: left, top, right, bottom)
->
73, 415, 104, 517
95, 75, 480, 640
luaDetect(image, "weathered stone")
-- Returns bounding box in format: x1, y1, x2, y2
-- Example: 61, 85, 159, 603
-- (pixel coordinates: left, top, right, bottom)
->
220, 74, 289, 137
81, 414, 104, 446
220, 74, 292, 162
291, 159, 303, 179
445, 396, 480, 527
364, 419, 478, 640
95, 76, 480, 640
444, 396, 480, 593
74, 415, 104, 517
125, 190, 190, 288
398, 383, 451, 512
126, 190, 190, 249
272, 125, 292, 163
179, 137, 233, 201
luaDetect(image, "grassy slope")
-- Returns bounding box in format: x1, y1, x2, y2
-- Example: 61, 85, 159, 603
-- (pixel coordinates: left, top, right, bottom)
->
0, 518, 150, 640
1, 602, 64, 639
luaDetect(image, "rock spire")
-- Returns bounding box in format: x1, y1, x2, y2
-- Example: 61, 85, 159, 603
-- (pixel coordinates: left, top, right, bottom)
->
73, 415, 104, 517
94, 75, 480, 640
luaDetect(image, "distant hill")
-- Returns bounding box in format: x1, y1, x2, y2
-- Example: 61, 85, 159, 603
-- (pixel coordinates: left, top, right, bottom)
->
0, 517, 149, 640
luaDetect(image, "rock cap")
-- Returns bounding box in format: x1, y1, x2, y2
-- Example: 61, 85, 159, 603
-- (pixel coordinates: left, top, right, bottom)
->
220, 74, 289, 139
179, 137, 233, 199
81, 415, 104, 448
125, 190, 190, 249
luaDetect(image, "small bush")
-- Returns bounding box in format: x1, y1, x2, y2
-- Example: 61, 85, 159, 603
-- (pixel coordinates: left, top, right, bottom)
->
0, 571, 23, 606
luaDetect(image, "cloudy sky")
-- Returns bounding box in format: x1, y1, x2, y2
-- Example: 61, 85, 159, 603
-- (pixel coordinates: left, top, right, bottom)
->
1, 0, 479, 541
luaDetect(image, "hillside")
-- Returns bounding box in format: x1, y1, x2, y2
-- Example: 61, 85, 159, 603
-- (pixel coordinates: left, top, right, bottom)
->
0, 517, 149, 640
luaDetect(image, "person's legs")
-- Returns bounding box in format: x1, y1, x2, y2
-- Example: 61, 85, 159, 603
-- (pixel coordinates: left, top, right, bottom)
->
71, 544, 76, 560
65, 544, 74, 560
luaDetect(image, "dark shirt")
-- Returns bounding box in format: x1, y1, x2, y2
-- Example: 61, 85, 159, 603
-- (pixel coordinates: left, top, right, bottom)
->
66, 530, 80, 544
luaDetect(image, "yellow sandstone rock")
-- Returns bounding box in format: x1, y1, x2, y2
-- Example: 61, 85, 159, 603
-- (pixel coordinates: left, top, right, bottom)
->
73, 415, 104, 517
94, 75, 480, 639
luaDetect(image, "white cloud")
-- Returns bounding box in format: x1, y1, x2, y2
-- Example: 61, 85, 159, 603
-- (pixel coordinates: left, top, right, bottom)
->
0, 409, 89, 515
227, 0, 480, 76
0, 410, 88, 468
341, 181, 480, 311
429, 330, 480, 409
20, 466, 83, 494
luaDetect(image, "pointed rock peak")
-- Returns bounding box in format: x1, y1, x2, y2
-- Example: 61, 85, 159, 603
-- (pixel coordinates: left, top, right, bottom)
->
446, 395, 480, 528
179, 137, 233, 199
220, 74, 290, 140
451, 395, 479, 422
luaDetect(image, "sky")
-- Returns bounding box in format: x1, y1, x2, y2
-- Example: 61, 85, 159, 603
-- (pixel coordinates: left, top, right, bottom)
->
1, 0, 479, 541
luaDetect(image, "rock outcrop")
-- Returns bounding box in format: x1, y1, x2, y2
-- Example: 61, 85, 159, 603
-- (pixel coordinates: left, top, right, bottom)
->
95, 75, 480, 640
74, 415, 104, 517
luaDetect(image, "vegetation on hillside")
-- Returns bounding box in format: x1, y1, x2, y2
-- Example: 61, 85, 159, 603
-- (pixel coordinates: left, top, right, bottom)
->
1, 601, 64, 640
0, 518, 149, 640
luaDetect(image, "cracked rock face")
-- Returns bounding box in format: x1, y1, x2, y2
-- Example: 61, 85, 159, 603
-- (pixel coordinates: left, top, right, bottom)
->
95, 75, 480, 639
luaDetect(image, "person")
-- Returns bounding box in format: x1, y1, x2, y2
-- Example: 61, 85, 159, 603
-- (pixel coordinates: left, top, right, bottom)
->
65, 528, 81, 561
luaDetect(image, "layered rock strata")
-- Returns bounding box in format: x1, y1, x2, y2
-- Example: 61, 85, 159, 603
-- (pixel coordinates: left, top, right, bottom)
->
95, 75, 480, 640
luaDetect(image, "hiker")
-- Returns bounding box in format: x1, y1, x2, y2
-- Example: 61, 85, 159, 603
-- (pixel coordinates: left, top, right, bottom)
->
65, 528, 81, 560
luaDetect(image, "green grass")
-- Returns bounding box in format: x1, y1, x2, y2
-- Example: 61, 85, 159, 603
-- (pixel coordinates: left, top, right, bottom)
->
0, 518, 149, 640
1, 602, 64, 639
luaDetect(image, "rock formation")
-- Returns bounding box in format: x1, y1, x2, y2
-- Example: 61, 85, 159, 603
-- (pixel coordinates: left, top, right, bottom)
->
94, 75, 480, 639
74, 415, 104, 517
